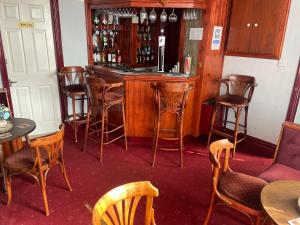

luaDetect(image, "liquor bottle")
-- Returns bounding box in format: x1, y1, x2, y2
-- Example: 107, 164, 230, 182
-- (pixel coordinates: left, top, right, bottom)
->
117, 49, 122, 64
141, 48, 145, 63
136, 48, 140, 64
101, 48, 107, 63
158, 29, 166, 72
93, 47, 98, 64
111, 48, 117, 63
146, 45, 150, 62
107, 48, 112, 63
150, 47, 154, 62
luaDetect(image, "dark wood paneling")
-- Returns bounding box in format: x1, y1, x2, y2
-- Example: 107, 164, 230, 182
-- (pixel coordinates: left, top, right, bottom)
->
87, 0, 206, 9
286, 60, 300, 122
50, 0, 65, 121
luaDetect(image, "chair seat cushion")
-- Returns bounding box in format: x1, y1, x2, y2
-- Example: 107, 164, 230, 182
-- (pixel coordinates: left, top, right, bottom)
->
216, 95, 248, 107
218, 171, 268, 210
4, 148, 48, 174
64, 84, 85, 95
258, 163, 300, 182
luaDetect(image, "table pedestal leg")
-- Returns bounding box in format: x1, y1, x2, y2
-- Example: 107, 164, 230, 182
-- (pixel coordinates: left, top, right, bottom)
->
0, 144, 7, 193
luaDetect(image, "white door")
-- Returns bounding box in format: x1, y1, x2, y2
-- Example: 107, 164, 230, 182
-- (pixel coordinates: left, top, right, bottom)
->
0, 0, 61, 136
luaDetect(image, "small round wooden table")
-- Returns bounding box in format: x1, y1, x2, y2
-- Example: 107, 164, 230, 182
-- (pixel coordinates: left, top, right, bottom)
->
261, 180, 300, 225
0, 118, 36, 192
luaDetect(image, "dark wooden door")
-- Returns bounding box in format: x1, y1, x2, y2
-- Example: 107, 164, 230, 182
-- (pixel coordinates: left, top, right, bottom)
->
226, 0, 254, 54
249, 0, 288, 57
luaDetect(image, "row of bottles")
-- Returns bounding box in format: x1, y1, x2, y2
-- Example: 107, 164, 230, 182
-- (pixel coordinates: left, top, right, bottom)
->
136, 45, 155, 64
93, 47, 122, 64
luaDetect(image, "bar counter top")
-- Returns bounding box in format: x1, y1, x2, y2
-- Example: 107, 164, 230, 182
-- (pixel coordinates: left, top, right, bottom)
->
87, 65, 200, 82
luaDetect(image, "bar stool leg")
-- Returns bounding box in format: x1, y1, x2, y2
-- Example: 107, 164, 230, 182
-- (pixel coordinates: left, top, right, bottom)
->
121, 99, 128, 150
223, 106, 228, 128
152, 112, 160, 167
179, 114, 184, 168
83, 106, 91, 152
232, 107, 241, 158
105, 108, 109, 142
81, 95, 85, 119
100, 104, 106, 162
244, 106, 249, 136
72, 95, 78, 143
207, 104, 217, 148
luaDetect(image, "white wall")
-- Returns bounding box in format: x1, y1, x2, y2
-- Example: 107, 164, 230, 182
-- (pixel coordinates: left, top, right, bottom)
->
222, 0, 300, 144
59, 0, 88, 66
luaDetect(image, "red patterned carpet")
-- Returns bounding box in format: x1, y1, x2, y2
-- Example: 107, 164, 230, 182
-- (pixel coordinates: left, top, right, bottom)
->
0, 135, 272, 225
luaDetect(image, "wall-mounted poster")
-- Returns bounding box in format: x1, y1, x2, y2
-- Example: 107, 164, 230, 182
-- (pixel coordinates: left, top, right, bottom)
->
211, 26, 223, 50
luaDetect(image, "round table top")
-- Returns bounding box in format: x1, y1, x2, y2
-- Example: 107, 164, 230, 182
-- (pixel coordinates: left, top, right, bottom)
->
0, 118, 36, 143
261, 180, 300, 225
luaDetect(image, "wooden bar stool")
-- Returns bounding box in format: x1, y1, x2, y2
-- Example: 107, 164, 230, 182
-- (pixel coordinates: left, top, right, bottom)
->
58, 66, 87, 143
151, 82, 193, 168
83, 76, 127, 162
207, 74, 256, 158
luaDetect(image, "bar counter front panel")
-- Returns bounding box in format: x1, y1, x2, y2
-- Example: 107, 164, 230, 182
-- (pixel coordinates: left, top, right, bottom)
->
87, 65, 197, 138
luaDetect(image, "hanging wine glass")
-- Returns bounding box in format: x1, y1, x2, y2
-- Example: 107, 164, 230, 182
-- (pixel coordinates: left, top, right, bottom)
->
149, 8, 157, 24
93, 14, 100, 25
169, 9, 177, 23
160, 9, 167, 23
140, 7, 148, 24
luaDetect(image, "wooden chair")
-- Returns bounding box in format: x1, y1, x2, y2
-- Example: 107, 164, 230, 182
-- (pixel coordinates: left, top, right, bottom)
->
58, 66, 87, 143
207, 75, 256, 157
92, 181, 159, 225
3, 125, 72, 216
203, 139, 267, 225
259, 121, 300, 182
151, 82, 193, 168
83, 76, 127, 162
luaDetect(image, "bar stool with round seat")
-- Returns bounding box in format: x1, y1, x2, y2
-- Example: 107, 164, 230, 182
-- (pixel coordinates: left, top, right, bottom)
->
58, 66, 87, 143
83, 76, 127, 162
151, 82, 193, 168
207, 74, 256, 158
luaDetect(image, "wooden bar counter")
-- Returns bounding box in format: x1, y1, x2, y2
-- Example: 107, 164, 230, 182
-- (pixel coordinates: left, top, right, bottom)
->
86, 65, 198, 138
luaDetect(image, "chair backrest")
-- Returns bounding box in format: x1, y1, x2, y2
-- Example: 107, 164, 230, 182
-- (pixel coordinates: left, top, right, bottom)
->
209, 139, 234, 191
273, 121, 300, 170
30, 124, 65, 167
85, 76, 106, 107
58, 66, 85, 87
0, 88, 10, 110
224, 75, 256, 102
151, 82, 193, 113
92, 181, 159, 225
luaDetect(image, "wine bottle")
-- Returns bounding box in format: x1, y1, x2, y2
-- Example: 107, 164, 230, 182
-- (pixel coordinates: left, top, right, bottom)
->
111, 48, 117, 63
107, 48, 112, 64
93, 47, 98, 65
117, 49, 122, 64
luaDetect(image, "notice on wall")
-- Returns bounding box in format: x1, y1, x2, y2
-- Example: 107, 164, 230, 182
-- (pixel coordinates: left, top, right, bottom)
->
189, 28, 203, 41
211, 26, 223, 50
18, 22, 34, 29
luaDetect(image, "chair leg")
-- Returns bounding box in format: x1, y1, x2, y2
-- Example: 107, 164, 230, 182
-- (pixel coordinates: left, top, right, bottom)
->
207, 104, 217, 148
6, 175, 12, 206
152, 113, 160, 167
81, 95, 85, 119
244, 106, 249, 136
179, 115, 184, 168
121, 99, 128, 150
72, 96, 78, 143
232, 107, 241, 158
38, 171, 49, 216
105, 108, 109, 142
58, 160, 72, 192
100, 105, 106, 162
83, 107, 91, 152
203, 190, 217, 225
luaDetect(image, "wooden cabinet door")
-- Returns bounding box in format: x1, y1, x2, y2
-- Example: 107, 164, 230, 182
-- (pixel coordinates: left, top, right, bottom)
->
226, 0, 255, 54
249, 0, 290, 58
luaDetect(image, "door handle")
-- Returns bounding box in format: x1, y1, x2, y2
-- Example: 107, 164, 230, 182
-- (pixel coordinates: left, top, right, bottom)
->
8, 79, 17, 87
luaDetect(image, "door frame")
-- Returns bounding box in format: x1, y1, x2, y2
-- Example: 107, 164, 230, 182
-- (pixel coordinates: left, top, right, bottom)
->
286, 58, 300, 121
0, 0, 65, 119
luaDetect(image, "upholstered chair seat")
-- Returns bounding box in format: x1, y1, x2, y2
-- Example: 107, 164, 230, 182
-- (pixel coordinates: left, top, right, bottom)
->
219, 171, 267, 210
259, 163, 300, 182
4, 148, 49, 174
